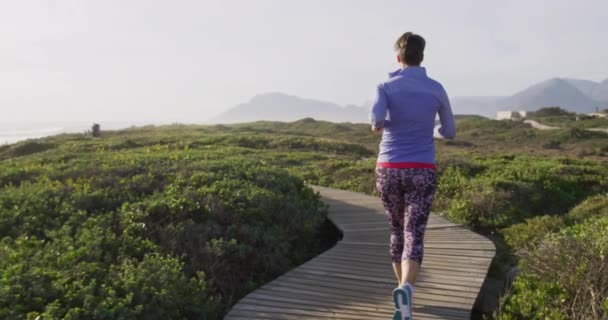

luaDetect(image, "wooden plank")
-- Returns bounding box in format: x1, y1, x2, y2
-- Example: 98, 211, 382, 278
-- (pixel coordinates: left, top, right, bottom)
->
225, 186, 495, 320
247, 291, 396, 314
285, 268, 484, 293
332, 247, 496, 259
299, 254, 487, 280
296, 266, 486, 288
310, 259, 489, 279
261, 276, 478, 306
291, 266, 487, 289
240, 283, 474, 316
318, 257, 484, 271
315, 255, 492, 274
340, 241, 496, 251
229, 304, 469, 320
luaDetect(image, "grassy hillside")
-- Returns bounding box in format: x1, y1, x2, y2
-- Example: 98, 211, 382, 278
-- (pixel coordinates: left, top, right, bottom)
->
1, 117, 607, 319
527, 107, 608, 129
211, 115, 608, 159
0, 128, 345, 319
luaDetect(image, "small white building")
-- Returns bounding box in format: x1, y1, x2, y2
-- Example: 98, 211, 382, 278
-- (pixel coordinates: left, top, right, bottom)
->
496, 111, 528, 120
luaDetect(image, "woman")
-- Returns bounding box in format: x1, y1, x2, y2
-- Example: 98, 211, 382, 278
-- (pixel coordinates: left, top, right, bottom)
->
370, 32, 456, 320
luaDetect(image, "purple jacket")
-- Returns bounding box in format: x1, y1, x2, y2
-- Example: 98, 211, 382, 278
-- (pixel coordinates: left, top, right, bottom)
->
370, 66, 456, 164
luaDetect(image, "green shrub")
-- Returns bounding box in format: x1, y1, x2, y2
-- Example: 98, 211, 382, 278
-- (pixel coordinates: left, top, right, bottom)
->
566, 193, 608, 222
2, 119, 608, 319
432, 156, 608, 229
529, 107, 574, 117
444, 183, 514, 228
0, 140, 56, 159
542, 140, 561, 149
496, 273, 568, 320
497, 217, 608, 320
35, 254, 214, 320
0, 143, 330, 318
502, 215, 565, 250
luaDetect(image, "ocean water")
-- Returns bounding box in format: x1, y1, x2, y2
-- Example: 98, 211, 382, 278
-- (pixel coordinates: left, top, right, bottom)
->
0, 121, 160, 145
1, 121, 447, 145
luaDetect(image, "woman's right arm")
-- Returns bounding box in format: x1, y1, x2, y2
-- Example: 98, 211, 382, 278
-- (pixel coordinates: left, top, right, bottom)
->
370, 84, 388, 131
437, 85, 456, 139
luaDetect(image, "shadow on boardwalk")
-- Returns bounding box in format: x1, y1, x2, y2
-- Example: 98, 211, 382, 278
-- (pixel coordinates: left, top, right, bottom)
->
225, 186, 495, 320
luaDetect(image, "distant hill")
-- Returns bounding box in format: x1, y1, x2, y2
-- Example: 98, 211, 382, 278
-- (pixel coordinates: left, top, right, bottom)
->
210, 92, 368, 124
508, 78, 599, 111
452, 77, 608, 117
590, 79, 608, 102
563, 78, 598, 96
212, 77, 608, 123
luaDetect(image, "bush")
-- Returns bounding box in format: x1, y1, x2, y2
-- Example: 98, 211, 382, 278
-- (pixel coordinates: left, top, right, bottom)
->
0, 144, 330, 318
0, 140, 56, 159
2, 119, 607, 318
529, 107, 574, 117
34, 254, 214, 320
497, 217, 608, 320
444, 183, 514, 228
432, 156, 608, 229
542, 140, 561, 149
502, 215, 565, 250
566, 193, 608, 222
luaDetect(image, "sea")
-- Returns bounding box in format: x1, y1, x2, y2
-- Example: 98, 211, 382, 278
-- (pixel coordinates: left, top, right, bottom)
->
1, 120, 448, 145
0, 121, 166, 145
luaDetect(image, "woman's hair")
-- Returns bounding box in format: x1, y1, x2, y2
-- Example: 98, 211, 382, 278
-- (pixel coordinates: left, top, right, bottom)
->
394, 32, 425, 66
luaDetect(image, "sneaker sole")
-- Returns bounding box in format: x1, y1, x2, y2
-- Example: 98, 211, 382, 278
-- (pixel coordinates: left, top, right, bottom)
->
393, 310, 402, 320
392, 288, 411, 320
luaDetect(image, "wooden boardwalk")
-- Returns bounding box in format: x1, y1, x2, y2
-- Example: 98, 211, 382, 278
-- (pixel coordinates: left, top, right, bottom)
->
225, 186, 495, 320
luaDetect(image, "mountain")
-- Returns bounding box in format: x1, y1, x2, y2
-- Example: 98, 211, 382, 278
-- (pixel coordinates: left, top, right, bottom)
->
452, 77, 608, 117
210, 92, 368, 124
591, 79, 608, 103
563, 78, 598, 96
212, 77, 608, 123
563, 78, 608, 103
507, 78, 599, 112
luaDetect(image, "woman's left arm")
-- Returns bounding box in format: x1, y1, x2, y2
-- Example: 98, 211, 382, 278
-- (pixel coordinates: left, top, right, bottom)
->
437, 85, 456, 139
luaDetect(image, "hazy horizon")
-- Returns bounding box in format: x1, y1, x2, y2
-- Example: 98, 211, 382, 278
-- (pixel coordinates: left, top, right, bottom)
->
1, 0, 607, 123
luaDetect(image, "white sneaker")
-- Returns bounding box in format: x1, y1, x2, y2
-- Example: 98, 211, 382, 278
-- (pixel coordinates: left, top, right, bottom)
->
392, 282, 414, 320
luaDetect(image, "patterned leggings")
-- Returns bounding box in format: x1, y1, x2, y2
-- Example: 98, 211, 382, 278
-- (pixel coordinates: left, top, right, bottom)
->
375, 167, 437, 264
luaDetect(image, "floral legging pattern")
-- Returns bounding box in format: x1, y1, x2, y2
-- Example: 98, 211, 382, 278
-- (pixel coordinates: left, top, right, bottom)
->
375, 167, 437, 264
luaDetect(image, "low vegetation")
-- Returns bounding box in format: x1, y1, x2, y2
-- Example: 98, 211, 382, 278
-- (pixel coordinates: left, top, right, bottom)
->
527, 107, 608, 129
1, 112, 606, 319
0, 133, 335, 319
496, 216, 608, 320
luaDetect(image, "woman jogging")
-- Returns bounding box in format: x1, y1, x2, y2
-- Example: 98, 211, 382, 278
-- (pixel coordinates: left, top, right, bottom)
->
370, 32, 456, 320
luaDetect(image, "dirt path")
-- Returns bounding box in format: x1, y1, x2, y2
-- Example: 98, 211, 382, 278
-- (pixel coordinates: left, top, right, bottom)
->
524, 120, 608, 134
523, 120, 560, 130
588, 128, 608, 134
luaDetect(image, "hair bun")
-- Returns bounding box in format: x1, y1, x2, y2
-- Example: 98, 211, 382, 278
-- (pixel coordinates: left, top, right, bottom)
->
405, 36, 425, 53
394, 32, 426, 65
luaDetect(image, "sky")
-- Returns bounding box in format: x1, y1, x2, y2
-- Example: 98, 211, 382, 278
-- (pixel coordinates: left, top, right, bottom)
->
1, 0, 607, 123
